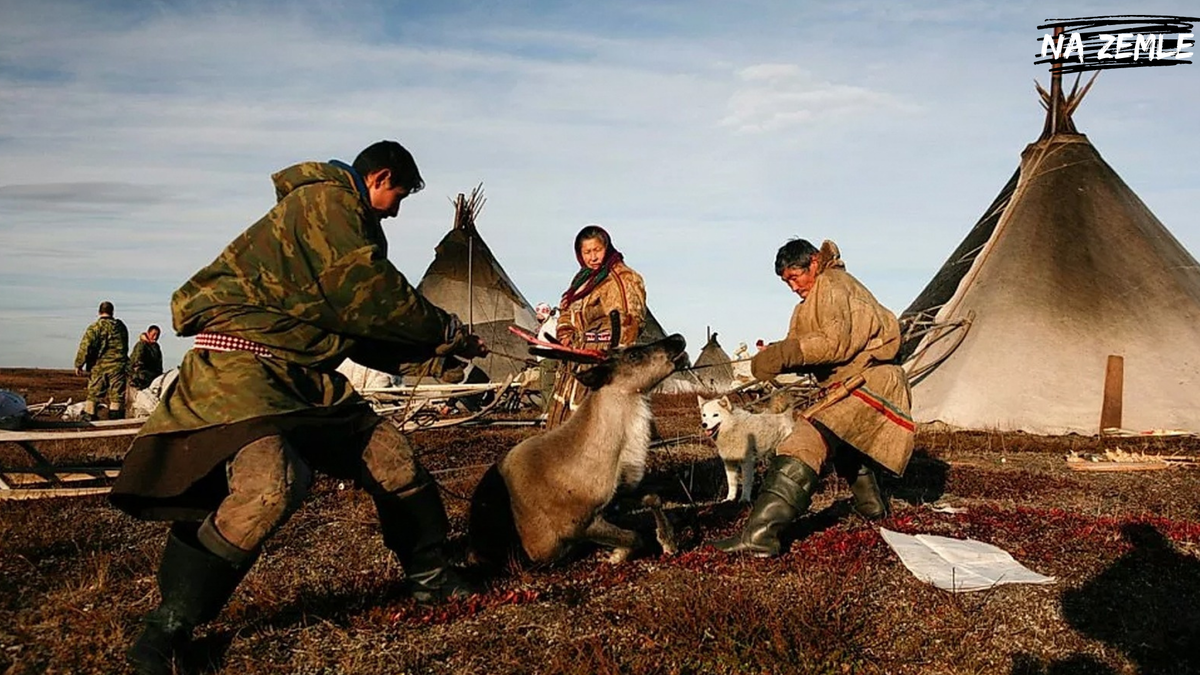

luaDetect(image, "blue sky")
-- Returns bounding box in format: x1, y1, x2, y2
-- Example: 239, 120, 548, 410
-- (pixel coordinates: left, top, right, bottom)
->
1, 0, 1197, 369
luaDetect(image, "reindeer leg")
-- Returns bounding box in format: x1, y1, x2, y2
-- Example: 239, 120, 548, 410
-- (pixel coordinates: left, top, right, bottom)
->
582, 514, 642, 563
642, 494, 677, 556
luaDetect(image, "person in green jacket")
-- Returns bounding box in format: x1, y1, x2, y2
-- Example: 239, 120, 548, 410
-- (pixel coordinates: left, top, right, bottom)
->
111, 141, 488, 675
74, 300, 129, 420
128, 325, 164, 391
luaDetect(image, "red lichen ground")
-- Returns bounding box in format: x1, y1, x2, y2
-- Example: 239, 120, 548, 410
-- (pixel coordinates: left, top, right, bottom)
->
2, 373, 1199, 674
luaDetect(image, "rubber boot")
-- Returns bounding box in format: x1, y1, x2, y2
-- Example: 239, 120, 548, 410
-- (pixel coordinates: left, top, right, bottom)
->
127, 524, 251, 675
847, 465, 889, 520
374, 480, 475, 603
834, 451, 889, 520
107, 404, 125, 421
711, 456, 819, 557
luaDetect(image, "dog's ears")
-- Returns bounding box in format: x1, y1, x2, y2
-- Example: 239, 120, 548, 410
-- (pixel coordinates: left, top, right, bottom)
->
719, 395, 732, 408
573, 361, 615, 390
696, 395, 706, 406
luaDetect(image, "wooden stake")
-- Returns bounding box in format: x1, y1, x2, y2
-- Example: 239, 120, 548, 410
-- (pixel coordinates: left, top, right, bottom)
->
1099, 355, 1124, 434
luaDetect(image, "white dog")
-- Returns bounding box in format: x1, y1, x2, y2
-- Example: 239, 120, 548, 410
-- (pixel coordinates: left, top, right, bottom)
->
698, 396, 795, 502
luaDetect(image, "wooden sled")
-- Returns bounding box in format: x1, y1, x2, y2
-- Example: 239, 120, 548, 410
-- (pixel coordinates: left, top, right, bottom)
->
0, 418, 135, 500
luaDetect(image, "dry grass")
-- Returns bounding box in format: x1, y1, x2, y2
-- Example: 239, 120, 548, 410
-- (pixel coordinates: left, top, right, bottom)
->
3, 373, 1200, 674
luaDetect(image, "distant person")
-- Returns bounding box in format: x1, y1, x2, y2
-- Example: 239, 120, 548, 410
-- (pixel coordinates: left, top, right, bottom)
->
107, 140, 487, 674
73, 301, 129, 420
128, 325, 164, 391
545, 225, 646, 429
755, 339, 765, 352
713, 239, 913, 557
533, 302, 559, 412
534, 302, 557, 343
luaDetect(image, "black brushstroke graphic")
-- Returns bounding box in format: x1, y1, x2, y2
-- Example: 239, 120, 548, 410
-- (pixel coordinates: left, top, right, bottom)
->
1035, 15, 1198, 73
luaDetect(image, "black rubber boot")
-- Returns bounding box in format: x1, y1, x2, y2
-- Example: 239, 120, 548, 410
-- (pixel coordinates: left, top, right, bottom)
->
834, 451, 889, 520
127, 524, 251, 675
711, 456, 819, 557
847, 465, 889, 520
374, 480, 475, 603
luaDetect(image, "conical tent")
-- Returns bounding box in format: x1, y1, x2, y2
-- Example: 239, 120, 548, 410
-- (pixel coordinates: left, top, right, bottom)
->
639, 307, 705, 393
901, 75, 1200, 435
416, 186, 538, 381
639, 307, 668, 342
693, 332, 736, 392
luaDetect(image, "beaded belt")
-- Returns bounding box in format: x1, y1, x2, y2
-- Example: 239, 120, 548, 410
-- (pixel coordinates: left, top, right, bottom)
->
193, 332, 275, 358
583, 329, 612, 343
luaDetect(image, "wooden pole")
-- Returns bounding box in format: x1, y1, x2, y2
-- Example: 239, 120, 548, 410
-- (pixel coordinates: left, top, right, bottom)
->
1050, 25, 1063, 135
1099, 355, 1124, 434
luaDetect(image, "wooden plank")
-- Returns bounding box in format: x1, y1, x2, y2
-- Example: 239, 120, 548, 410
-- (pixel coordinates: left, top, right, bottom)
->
1, 468, 120, 485
0, 486, 111, 501
0, 427, 140, 442
22, 418, 143, 430
1068, 462, 1170, 472
1099, 355, 1124, 434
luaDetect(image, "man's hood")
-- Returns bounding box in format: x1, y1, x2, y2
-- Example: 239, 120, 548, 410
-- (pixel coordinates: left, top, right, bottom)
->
270, 161, 365, 205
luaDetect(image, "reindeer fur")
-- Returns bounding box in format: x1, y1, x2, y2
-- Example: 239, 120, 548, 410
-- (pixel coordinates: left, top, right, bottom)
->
469, 335, 686, 567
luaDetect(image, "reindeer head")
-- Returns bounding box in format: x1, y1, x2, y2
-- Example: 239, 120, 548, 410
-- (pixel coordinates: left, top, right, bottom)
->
573, 334, 688, 393
512, 312, 687, 393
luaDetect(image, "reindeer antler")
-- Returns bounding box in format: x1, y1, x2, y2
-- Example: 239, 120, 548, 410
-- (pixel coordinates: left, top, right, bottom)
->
508, 325, 608, 363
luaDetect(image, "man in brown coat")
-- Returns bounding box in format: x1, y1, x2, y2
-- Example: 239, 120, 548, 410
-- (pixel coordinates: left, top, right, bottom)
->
714, 239, 914, 557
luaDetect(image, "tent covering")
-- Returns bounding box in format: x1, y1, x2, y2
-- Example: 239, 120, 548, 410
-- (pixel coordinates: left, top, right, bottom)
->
900, 76, 1200, 435
416, 187, 539, 381
693, 332, 736, 392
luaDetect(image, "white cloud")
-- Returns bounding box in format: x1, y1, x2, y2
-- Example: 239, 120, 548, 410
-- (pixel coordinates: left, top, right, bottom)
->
722, 64, 917, 133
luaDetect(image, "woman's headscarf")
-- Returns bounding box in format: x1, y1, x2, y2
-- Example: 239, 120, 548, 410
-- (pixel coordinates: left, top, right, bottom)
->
561, 225, 624, 307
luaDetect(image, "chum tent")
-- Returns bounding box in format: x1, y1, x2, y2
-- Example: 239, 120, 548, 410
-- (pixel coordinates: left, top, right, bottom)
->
693, 332, 736, 393
639, 307, 705, 393
416, 186, 539, 381
899, 73, 1200, 435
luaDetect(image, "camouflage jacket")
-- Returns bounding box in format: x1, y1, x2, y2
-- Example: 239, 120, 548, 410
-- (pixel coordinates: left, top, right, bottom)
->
128, 337, 164, 389
74, 317, 129, 372
140, 161, 464, 437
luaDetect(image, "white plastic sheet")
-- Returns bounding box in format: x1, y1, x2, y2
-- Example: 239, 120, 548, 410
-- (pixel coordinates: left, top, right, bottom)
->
880, 528, 1056, 593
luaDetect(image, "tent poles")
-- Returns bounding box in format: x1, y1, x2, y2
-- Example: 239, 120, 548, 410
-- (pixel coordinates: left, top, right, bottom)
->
1042, 25, 1064, 139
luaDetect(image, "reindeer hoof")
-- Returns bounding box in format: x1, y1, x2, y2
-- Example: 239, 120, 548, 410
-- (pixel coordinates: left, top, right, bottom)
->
607, 547, 633, 564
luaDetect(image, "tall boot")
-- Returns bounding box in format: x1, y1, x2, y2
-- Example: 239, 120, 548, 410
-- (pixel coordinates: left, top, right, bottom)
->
711, 456, 819, 557
373, 480, 475, 603
107, 404, 125, 421
834, 451, 889, 520
127, 523, 252, 675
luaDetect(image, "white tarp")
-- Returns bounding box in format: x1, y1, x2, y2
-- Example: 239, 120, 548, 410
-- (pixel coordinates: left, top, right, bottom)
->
132, 369, 180, 418
880, 528, 1056, 592
336, 359, 399, 391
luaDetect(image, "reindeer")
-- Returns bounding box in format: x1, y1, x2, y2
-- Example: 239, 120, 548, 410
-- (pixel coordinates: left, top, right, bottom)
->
469, 320, 684, 567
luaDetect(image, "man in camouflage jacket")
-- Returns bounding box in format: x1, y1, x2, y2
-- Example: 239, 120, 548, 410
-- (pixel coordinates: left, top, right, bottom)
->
111, 141, 487, 675
74, 300, 129, 420
128, 325, 164, 390
714, 239, 914, 557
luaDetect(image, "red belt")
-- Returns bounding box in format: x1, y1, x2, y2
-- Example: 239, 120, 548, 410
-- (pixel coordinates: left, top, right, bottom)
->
193, 332, 275, 358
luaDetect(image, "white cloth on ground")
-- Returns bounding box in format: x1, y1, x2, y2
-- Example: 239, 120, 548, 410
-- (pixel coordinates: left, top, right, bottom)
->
880, 528, 1056, 593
